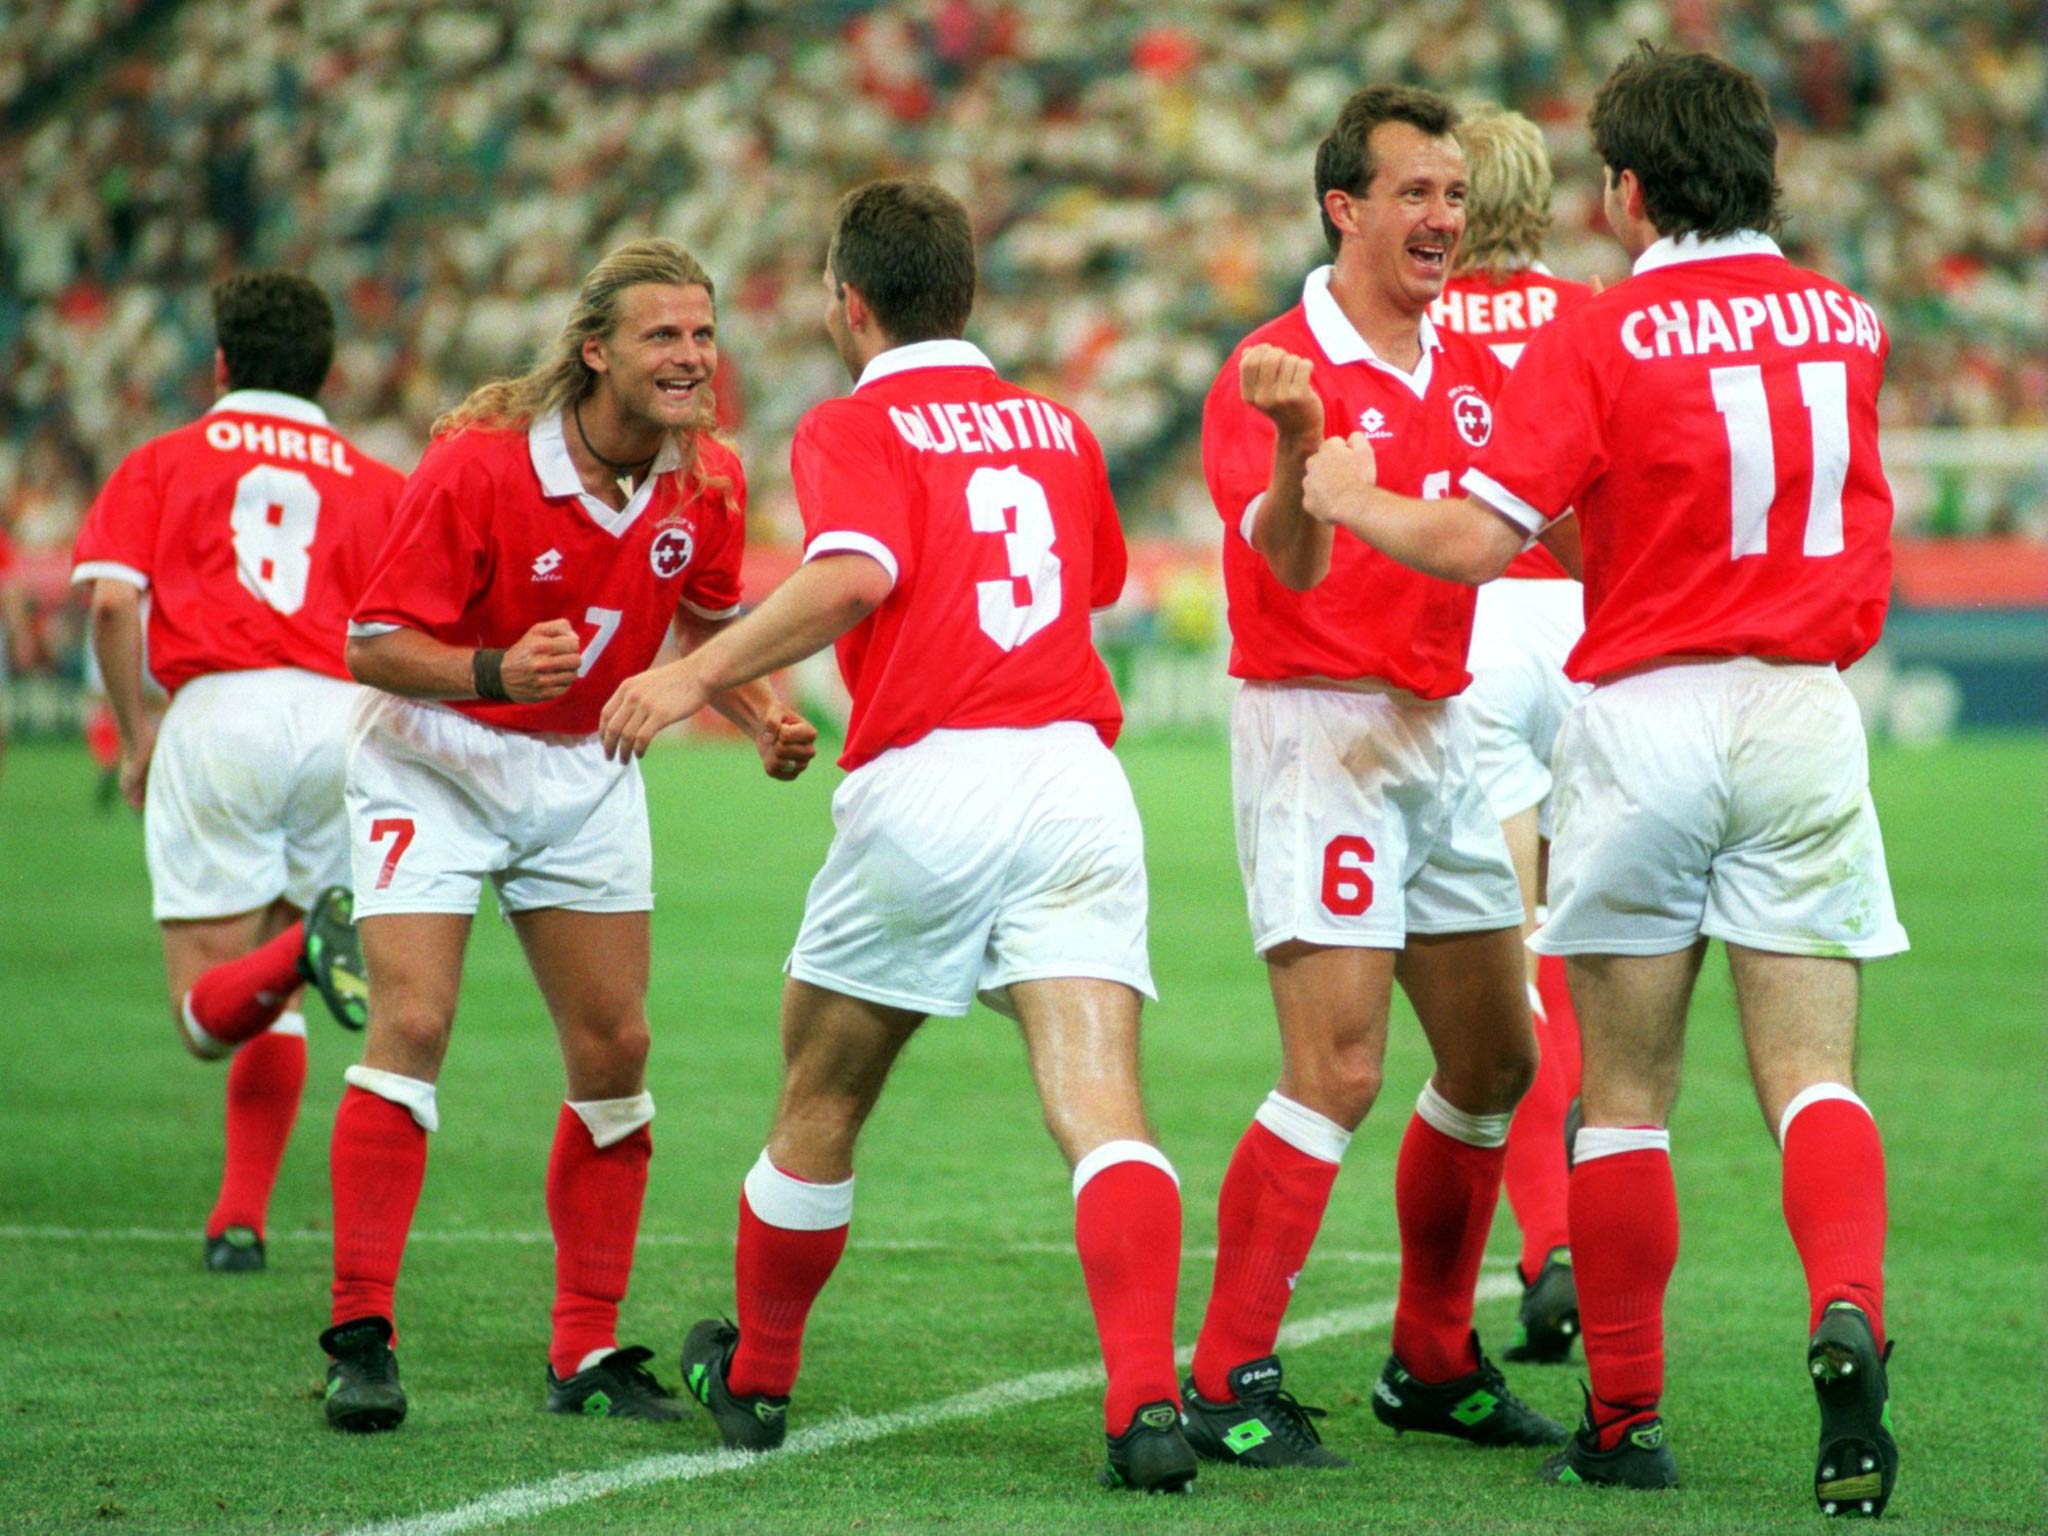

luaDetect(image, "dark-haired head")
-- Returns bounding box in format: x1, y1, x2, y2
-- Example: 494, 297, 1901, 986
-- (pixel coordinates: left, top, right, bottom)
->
1314, 84, 1460, 254
211, 272, 335, 399
827, 179, 977, 344
1590, 44, 1783, 240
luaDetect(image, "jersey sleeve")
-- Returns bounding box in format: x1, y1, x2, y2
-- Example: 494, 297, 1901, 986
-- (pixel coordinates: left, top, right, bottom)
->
350, 460, 491, 637
679, 457, 747, 621
1083, 431, 1128, 612
1461, 315, 1610, 535
71, 443, 163, 588
1200, 354, 1278, 544
792, 403, 908, 589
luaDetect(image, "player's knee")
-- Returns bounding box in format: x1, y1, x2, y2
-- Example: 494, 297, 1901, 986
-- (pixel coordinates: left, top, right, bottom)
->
370, 996, 455, 1063
1439, 1037, 1537, 1116
1286, 1050, 1381, 1129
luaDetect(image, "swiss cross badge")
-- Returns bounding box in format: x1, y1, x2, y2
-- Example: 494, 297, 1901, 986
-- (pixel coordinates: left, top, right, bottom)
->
650, 525, 695, 578
1450, 388, 1493, 447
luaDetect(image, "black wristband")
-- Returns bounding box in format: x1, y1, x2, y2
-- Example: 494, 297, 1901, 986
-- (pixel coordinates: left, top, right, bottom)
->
472, 647, 511, 702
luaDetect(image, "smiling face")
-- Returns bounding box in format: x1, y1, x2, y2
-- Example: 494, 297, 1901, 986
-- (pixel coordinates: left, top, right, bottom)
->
583, 282, 717, 436
1331, 121, 1467, 315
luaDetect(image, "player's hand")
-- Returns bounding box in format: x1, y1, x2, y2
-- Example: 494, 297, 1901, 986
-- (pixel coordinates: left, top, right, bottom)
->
502, 618, 582, 703
754, 705, 819, 782
599, 661, 710, 762
1301, 432, 1379, 526
117, 727, 155, 811
1239, 345, 1323, 444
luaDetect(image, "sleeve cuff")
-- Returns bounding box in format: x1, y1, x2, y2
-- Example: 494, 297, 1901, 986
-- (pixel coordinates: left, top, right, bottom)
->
346, 620, 403, 638
1460, 469, 1552, 536
803, 530, 900, 590
1237, 494, 1264, 546
681, 598, 743, 622
71, 561, 148, 590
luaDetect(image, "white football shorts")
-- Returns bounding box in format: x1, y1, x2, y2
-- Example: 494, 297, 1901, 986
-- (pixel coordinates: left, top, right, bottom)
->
787, 723, 1155, 1018
1463, 577, 1589, 833
1533, 658, 1908, 959
345, 692, 652, 918
1231, 680, 1524, 954
146, 667, 362, 921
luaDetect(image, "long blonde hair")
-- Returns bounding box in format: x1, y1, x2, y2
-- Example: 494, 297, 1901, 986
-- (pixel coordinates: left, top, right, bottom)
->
1453, 107, 1555, 279
433, 240, 721, 481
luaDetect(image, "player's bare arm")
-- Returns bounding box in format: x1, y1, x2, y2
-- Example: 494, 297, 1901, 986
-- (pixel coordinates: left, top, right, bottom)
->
86, 577, 155, 809
1240, 344, 1335, 592
345, 619, 582, 704
1301, 432, 1530, 585
600, 552, 892, 762
671, 609, 820, 782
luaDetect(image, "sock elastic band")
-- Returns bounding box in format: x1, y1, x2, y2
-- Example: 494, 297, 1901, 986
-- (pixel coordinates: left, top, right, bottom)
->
1071, 1139, 1179, 1200
1573, 1124, 1669, 1164
267, 1010, 308, 1040
1776, 1082, 1870, 1148
1253, 1090, 1351, 1164
343, 1064, 440, 1133
1416, 1081, 1512, 1149
743, 1149, 854, 1231
179, 991, 234, 1060
568, 1092, 655, 1148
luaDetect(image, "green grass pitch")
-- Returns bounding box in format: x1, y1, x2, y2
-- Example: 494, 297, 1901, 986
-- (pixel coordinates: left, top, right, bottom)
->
0, 733, 2041, 1534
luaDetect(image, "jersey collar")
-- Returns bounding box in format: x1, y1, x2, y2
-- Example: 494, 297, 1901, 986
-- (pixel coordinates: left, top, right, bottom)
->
528, 407, 681, 539
209, 389, 330, 426
855, 338, 996, 391
1632, 229, 1784, 276
1301, 266, 1441, 401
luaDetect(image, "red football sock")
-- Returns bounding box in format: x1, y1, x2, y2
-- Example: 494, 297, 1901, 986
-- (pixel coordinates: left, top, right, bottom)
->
728, 1173, 849, 1399
185, 922, 306, 1047
1781, 1095, 1887, 1346
1075, 1151, 1182, 1436
1191, 1120, 1340, 1401
330, 1084, 428, 1334
1570, 1135, 1677, 1447
546, 1106, 652, 1378
1535, 953, 1582, 1089
1391, 1107, 1507, 1381
1504, 981, 1576, 1279
207, 1023, 307, 1239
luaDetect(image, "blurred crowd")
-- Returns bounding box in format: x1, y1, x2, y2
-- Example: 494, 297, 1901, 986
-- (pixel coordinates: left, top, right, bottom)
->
2, 0, 2043, 626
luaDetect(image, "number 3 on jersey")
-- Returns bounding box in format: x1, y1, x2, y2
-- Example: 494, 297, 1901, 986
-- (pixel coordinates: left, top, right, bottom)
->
230, 465, 321, 615
966, 465, 1061, 652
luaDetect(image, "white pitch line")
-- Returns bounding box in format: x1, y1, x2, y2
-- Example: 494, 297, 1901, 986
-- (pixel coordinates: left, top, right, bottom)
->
0, 1224, 1401, 1265
335, 1273, 1519, 1536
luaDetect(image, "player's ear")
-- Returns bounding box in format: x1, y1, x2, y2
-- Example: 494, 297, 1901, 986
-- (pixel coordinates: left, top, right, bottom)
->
580, 333, 610, 377
841, 281, 871, 334
213, 348, 230, 392
1619, 168, 1648, 222
1322, 188, 1360, 242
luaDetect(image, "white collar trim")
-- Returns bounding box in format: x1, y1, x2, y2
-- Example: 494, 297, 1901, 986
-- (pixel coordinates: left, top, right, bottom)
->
1633, 229, 1783, 276
209, 389, 329, 426
855, 339, 995, 391
1301, 266, 1441, 401
527, 407, 681, 539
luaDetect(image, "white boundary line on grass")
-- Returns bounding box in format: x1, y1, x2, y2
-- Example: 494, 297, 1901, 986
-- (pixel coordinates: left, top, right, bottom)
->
333, 1272, 1520, 1536
0, 1224, 1401, 1265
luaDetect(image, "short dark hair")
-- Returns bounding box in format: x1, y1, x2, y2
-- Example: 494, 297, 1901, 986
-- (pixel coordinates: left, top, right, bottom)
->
211, 272, 335, 398
1314, 84, 1460, 254
827, 178, 977, 343
1590, 44, 1783, 239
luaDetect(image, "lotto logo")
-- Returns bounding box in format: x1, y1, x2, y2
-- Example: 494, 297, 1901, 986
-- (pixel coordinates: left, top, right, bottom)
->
1451, 389, 1493, 447
532, 548, 564, 580
650, 525, 695, 578
1358, 407, 1388, 436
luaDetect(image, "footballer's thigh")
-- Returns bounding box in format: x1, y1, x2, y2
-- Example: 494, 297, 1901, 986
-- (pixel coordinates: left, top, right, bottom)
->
1011, 977, 1151, 1168
768, 979, 925, 1184
511, 907, 651, 1100
1265, 941, 1398, 1131
1727, 945, 1863, 1139
1396, 923, 1536, 1115
357, 911, 473, 1083
1566, 941, 1708, 1130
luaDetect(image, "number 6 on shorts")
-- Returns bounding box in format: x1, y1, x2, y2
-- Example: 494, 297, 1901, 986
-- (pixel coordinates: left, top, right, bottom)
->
369, 817, 416, 891
1320, 835, 1375, 917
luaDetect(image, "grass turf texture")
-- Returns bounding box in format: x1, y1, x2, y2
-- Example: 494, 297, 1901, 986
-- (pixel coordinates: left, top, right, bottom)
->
0, 734, 2041, 1535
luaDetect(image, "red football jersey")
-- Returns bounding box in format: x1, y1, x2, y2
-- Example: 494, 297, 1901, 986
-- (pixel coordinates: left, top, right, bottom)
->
71, 390, 404, 694
1434, 267, 1594, 581
1204, 267, 1509, 696
351, 411, 745, 736
1463, 233, 1894, 682
790, 339, 1126, 770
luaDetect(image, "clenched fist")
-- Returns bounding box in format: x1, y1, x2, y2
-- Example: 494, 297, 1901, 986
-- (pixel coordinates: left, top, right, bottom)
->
1239, 344, 1324, 443
1302, 432, 1379, 526
503, 618, 583, 702
755, 705, 819, 781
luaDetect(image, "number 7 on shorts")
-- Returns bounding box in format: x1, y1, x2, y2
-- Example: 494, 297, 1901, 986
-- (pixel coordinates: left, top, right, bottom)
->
369, 817, 416, 891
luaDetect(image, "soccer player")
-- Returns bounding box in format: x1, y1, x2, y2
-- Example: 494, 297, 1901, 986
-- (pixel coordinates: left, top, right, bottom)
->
320, 239, 816, 1433
71, 272, 396, 1273
1182, 83, 1566, 1469
601, 179, 1192, 1493
1430, 105, 1596, 1365
1300, 46, 1905, 1514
